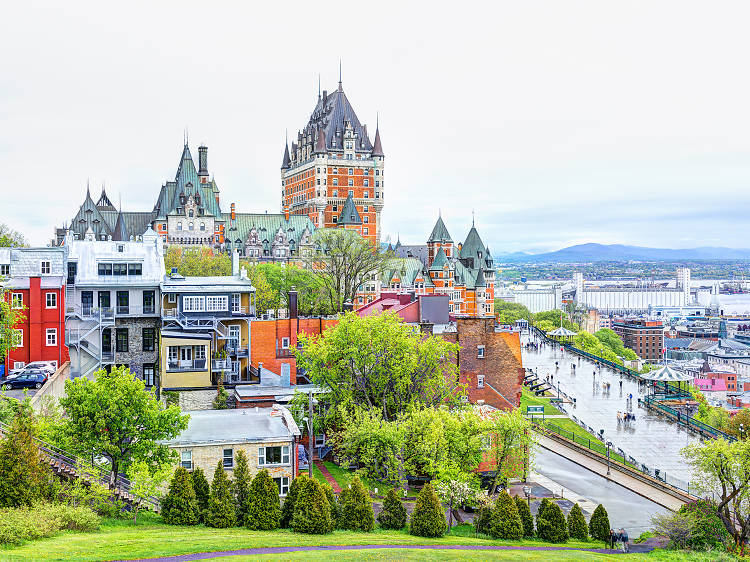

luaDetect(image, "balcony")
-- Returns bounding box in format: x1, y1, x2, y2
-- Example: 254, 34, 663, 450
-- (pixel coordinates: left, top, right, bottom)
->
231, 306, 249, 315
226, 345, 249, 358
211, 358, 230, 371
101, 351, 114, 363
167, 359, 207, 372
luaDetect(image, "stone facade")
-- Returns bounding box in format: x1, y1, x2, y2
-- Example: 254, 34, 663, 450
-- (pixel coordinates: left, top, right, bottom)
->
109, 317, 160, 384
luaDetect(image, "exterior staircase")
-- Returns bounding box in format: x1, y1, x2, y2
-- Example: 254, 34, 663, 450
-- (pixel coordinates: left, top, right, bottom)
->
0, 421, 161, 513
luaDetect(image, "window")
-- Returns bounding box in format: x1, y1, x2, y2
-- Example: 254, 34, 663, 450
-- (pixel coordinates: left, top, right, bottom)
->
274, 477, 290, 496
188, 222, 194, 231
40, 261, 50, 275
112, 263, 127, 276
477, 374, 485, 389
363, 191, 369, 198
332, 178, 338, 186
363, 227, 368, 235
364, 169, 369, 176
168, 293, 176, 303
363, 179, 369, 187
143, 290, 155, 313
281, 337, 290, 349
206, 296, 228, 312
332, 190, 338, 197
98, 263, 112, 276
128, 263, 142, 276
45, 292, 57, 308
116, 328, 128, 353
46, 329, 57, 346
117, 244, 125, 253
223, 448, 234, 469
143, 364, 155, 387
363, 205, 369, 212
332, 205, 338, 212
348, 179, 353, 187
259, 445, 290, 466
363, 216, 369, 223
142, 328, 155, 352
102, 329, 111, 353
177, 222, 183, 231
200, 222, 205, 231
11, 293, 22, 309
168, 346, 179, 363
14, 329, 23, 348
183, 296, 205, 312
194, 345, 206, 360
332, 217, 337, 223
231, 293, 241, 313
0, 264, 9, 276
116, 291, 129, 314
180, 451, 192, 470
348, 168, 353, 175
13, 362, 24, 370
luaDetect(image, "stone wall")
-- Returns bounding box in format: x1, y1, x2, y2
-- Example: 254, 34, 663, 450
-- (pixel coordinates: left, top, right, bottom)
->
112, 317, 160, 381
165, 389, 217, 411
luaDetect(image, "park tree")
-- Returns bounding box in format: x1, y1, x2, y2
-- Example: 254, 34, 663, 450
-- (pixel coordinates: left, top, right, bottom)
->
245, 469, 281, 530
588, 504, 611, 543
515, 495, 535, 538
434, 466, 479, 528
595, 329, 637, 360
532, 310, 579, 332
127, 460, 172, 524
726, 408, 750, 439
161, 467, 199, 525
494, 300, 532, 325
297, 312, 462, 424
204, 461, 236, 528
537, 501, 568, 543
377, 489, 407, 530
0, 223, 28, 248
490, 491, 523, 540
0, 287, 25, 369
409, 482, 447, 538
232, 450, 252, 523
683, 438, 750, 546
567, 503, 588, 540
0, 403, 48, 507
339, 476, 374, 532
59, 366, 189, 478
164, 246, 231, 276
246, 262, 335, 316
291, 476, 332, 534
304, 228, 393, 312
191, 468, 210, 520
485, 408, 535, 494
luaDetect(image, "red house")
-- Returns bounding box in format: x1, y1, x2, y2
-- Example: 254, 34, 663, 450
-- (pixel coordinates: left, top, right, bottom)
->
1, 248, 69, 374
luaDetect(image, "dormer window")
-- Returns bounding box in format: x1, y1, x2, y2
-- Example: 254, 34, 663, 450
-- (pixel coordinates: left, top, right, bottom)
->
189, 210, 194, 218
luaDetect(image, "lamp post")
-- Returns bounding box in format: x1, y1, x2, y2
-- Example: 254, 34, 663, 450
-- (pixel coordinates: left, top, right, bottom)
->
606, 440, 612, 476
557, 381, 560, 400
523, 485, 531, 508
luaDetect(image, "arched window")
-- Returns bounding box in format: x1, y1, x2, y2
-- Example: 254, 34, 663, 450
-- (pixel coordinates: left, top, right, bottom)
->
177, 222, 183, 231
189, 222, 194, 231
200, 222, 205, 231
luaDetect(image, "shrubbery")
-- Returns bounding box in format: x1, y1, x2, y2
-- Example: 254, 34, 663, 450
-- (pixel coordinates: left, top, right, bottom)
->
409, 483, 446, 538
589, 504, 610, 542
232, 451, 252, 524
536, 501, 568, 543
474, 502, 497, 536
291, 476, 332, 534
0, 405, 49, 508
377, 489, 407, 530
321, 482, 340, 532
204, 461, 236, 528
678, 500, 730, 550
489, 491, 523, 540
161, 467, 199, 525
191, 468, 210, 521
514, 495, 535, 538
280, 475, 303, 528
0, 503, 100, 545
339, 476, 374, 532
567, 503, 588, 540
245, 469, 281, 530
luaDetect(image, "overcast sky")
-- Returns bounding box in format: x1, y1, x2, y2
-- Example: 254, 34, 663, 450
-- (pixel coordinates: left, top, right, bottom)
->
2, 1, 749, 252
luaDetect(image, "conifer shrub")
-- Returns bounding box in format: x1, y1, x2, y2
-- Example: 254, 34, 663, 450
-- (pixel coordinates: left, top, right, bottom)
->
567, 503, 588, 540
161, 467, 199, 526
339, 476, 374, 532
280, 475, 304, 528
473, 503, 497, 536
514, 495, 535, 538
245, 469, 281, 530
377, 488, 407, 530
0, 404, 48, 508
321, 481, 340, 532
204, 461, 236, 528
409, 483, 447, 538
535, 497, 552, 533
213, 379, 228, 409
537, 501, 568, 543
489, 491, 523, 540
588, 504, 610, 543
232, 450, 252, 524
291, 475, 332, 534
191, 468, 210, 522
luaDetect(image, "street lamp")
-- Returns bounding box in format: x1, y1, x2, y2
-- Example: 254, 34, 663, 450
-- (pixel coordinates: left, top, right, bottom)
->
523, 485, 531, 508
606, 441, 612, 476
557, 381, 561, 400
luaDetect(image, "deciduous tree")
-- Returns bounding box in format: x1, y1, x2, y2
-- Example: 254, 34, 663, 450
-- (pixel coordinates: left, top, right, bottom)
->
485, 409, 535, 494
127, 460, 172, 524
164, 246, 231, 276
0, 403, 48, 507
0, 223, 28, 248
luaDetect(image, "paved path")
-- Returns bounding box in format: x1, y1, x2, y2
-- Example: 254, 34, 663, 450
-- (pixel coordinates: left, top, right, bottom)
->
314, 460, 342, 493
117, 543, 628, 561
537, 434, 686, 511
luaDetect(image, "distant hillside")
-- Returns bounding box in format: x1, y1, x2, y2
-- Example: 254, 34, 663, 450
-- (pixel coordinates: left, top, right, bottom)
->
497, 243, 750, 263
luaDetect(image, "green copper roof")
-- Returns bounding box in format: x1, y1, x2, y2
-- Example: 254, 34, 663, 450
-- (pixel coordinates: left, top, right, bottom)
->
338, 194, 362, 225
384, 257, 434, 287
427, 215, 452, 243
223, 213, 315, 254
474, 267, 486, 288
429, 247, 451, 271
454, 259, 475, 289
460, 226, 486, 261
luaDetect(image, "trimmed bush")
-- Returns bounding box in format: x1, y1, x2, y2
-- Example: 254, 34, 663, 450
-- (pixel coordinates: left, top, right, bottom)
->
191, 468, 210, 521
514, 495, 535, 538
0, 503, 100, 545
161, 467, 199, 526
474, 503, 497, 536
489, 491, 523, 540
589, 504, 610, 543
280, 475, 304, 528
537, 501, 568, 543
409, 483, 447, 538
232, 450, 252, 524
377, 489, 407, 530
291, 476, 332, 534
245, 469, 281, 530
567, 503, 588, 540
339, 476, 374, 532
535, 497, 552, 532
204, 461, 236, 528
321, 482, 340, 532
678, 499, 731, 550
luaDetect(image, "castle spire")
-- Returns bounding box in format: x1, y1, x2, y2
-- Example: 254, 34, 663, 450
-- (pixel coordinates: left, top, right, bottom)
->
338, 60, 342, 91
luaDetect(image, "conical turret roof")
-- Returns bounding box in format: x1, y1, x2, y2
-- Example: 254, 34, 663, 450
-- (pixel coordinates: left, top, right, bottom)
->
371, 126, 384, 157
429, 247, 450, 271
281, 143, 291, 169
112, 210, 129, 241
338, 193, 362, 225
428, 215, 452, 243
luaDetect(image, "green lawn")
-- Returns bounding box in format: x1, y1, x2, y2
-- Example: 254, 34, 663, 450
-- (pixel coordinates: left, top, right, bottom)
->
539, 418, 628, 465
521, 387, 560, 416
313, 461, 400, 499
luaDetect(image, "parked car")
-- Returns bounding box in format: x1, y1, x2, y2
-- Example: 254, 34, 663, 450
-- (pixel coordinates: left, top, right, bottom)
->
9, 362, 56, 378
1, 370, 48, 390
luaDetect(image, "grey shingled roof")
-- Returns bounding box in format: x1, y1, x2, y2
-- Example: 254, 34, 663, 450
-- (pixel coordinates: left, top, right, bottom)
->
112, 211, 129, 241
338, 194, 362, 225
384, 257, 434, 287
100, 211, 155, 238
395, 244, 429, 265
69, 187, 112, 239
371, 126, 384, 157
460, 226, 487, 269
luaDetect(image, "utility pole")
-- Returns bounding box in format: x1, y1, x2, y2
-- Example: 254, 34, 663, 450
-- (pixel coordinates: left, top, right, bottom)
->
308, 390, 314, 478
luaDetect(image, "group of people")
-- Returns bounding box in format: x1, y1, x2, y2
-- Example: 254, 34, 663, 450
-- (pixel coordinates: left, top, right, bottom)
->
617, 411, 636, 424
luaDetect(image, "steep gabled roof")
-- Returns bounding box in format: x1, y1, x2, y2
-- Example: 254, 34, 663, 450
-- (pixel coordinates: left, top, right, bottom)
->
427, 215, 452, 243
429, 247, 450, 271
475, 267, 486, 288
371, 126, 384, 157
338, 194, 362, 225
112, 210, 129, 241
460, 226, 486, 261
70, 188, 112, 240
281, 143, 291, 169
302, 86, 373, 153
96, 187, 116, 211
223, 212, 315, 255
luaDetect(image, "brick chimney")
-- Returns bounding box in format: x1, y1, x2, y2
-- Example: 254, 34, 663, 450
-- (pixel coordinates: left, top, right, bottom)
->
283, 203, 290, 221
198, 145, 208, 182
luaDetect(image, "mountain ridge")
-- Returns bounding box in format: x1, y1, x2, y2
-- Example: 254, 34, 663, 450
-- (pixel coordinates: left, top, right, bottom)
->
496, 243, 750, 263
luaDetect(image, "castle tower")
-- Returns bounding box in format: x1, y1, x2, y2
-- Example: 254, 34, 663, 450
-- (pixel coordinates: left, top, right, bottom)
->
281, 77, 383, 244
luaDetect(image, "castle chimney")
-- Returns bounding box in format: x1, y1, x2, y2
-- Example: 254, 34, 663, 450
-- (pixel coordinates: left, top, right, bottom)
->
289, 287, 298, 319
283, 203, 290, 221
198, 145, 208, 181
